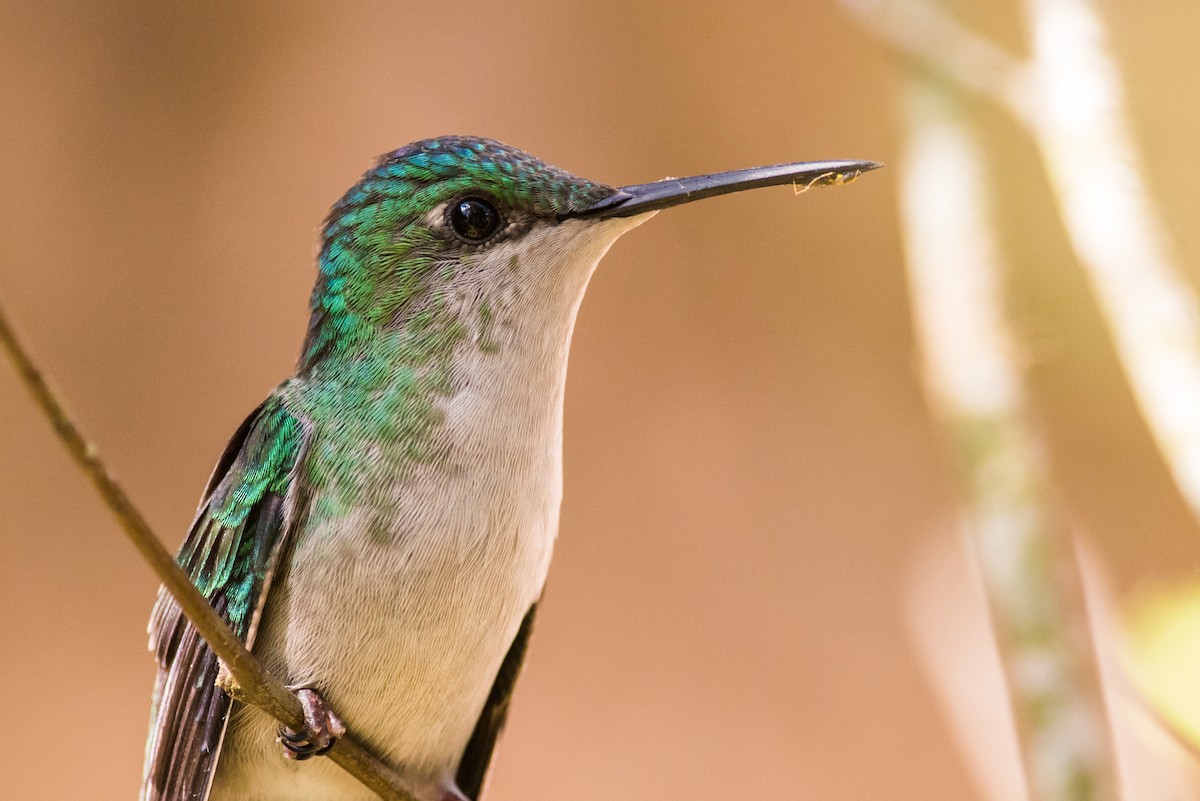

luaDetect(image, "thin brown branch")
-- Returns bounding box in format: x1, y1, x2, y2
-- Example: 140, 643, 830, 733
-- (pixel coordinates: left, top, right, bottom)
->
0, 300, 419, 801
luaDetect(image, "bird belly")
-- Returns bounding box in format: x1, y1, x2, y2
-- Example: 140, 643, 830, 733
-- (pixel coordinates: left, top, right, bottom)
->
210, 466, 558, 801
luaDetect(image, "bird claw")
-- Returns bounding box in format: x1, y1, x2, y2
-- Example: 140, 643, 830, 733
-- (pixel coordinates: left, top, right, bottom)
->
278, 688, 345, 761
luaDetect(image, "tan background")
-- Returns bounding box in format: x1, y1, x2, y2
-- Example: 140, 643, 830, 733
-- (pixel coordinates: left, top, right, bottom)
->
2, 3, 1199, 800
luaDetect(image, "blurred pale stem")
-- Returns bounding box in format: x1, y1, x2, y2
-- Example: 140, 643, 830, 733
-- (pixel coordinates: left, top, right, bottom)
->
899, 77, 1117, 799
842, 0, 1033, 121
0, 301, 419, 801
848, 0, 1200, 531
1021, 0, 1200, 518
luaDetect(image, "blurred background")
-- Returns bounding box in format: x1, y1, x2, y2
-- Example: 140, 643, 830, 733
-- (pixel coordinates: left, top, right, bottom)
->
2, 2, 1199, 799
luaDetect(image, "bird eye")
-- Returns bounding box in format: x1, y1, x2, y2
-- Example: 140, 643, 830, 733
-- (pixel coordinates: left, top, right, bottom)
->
448, 197, 502, 244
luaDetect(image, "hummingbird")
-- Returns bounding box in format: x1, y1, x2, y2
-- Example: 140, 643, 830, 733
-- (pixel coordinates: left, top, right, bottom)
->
140, 136, 878, 801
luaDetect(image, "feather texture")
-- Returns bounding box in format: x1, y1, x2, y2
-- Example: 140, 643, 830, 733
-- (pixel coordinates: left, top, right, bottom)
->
142, 398, 304, 801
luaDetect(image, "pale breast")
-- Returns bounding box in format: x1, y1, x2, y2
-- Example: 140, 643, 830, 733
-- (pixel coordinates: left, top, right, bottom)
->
212, 431, 560, 800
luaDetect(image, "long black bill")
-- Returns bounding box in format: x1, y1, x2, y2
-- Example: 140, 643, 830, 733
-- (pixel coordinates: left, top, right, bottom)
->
573, 159, 882, 219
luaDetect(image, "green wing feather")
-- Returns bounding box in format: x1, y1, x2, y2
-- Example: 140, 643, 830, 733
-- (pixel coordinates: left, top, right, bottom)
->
141, 397, 305, 801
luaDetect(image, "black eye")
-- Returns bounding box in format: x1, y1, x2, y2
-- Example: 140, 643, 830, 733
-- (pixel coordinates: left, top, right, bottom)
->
449, 197, 501, 244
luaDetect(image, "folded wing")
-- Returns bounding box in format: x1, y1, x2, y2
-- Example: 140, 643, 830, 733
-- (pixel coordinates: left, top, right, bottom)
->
141, 398, 306, 801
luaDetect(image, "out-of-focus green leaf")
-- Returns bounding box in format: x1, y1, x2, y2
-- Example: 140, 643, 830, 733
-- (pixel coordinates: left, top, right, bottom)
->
1126, 581, 1200, 748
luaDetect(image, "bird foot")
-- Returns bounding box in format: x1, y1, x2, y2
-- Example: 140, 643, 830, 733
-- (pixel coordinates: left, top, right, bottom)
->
278, 687, 346, 761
